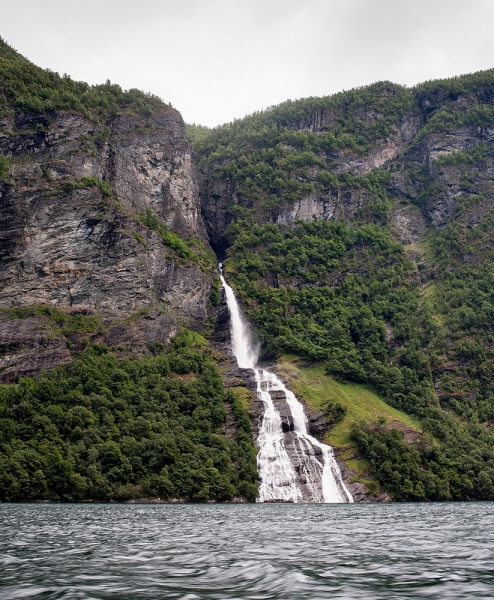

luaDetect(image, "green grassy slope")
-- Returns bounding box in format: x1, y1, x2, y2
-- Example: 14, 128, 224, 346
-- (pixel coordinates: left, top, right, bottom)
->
277, 357, 421, 486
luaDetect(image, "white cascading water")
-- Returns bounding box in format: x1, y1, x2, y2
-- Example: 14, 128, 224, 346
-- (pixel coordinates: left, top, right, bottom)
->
219, 265, 353, 503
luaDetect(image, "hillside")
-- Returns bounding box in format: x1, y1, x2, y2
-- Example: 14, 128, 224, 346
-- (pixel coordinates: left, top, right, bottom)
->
2, 34, 494, 501
192, 70, 494, 501
0, 37, 256, 502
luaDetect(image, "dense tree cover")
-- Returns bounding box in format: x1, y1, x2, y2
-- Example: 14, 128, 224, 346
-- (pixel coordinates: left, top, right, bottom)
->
415, 104, 494, 143
225, 218, 418, 378
190, 68, 494, 168
423, 208, 494, 423
193, 81, 417, 160
203, 146, 392, 212
352, 421, 494, 501
190, 83, 418, 209
411, 70, 494, 144
223, 215, 494, 500
413, 68, 494, 97
401, 114, 494, 431
0, 331, 259, 502
0, 37, 166, 119
190, 69, 494, 215
186, 123, 211, 145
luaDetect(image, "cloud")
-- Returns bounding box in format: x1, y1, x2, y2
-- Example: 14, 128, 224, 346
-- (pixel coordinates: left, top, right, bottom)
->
2, 0, 493, 126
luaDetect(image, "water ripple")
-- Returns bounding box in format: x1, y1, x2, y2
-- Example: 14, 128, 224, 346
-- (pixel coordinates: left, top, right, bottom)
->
1, 503, 494, 599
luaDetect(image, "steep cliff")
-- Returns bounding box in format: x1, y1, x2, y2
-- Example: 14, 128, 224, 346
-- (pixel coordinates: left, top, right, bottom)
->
194, 72, 494, 251
0, 40, 216, 384
0, 38, 262, 504
193, 82, 423, 252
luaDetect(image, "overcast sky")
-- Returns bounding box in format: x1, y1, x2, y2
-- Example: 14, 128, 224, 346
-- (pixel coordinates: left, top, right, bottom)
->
2, 0, 494, 127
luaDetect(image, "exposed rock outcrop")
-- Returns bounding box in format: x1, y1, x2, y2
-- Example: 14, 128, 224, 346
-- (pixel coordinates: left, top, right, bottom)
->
330, 115, 423, 176
0, 108, 215, 382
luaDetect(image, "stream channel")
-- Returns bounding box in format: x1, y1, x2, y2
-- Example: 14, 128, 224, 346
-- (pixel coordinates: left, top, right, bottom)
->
219, 265, 352, 503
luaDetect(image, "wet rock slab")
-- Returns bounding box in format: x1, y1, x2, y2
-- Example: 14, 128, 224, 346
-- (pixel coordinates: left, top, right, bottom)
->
268, 390, 294, 432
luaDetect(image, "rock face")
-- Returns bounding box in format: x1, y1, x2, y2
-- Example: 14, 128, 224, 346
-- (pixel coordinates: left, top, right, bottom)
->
107, 111, 207, 240
330, 115, 423, 176
198, 174, 237, 256
391, 124, 494, 230
269, 389, 294, 432
275, 193, 337, 225
390, 203, 427, 247
0, 108, 215, 382
198, 110, 423, 249
0, 310, 72, 381
273, 187, 376, 226
197, 82, 494, 258
0, 110, 207, 239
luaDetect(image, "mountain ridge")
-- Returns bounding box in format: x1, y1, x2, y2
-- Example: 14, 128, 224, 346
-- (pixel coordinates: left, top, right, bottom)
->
1, 35, 494, 502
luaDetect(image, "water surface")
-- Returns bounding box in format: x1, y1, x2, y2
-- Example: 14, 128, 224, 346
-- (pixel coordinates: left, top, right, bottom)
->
1, 503, 493, 599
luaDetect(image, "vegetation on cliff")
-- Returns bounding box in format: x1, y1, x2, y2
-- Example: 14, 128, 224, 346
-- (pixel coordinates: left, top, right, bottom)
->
0, 37, 166, 119
0, 330, 258, 502
191, 68, 494, 501
188, 82, 418, 212
139, 209, 216, 272
412, 68, 494, 141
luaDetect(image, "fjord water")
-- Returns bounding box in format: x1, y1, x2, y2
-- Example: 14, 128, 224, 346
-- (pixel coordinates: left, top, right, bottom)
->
1, 503, 494, 599
219, 266, 351, 503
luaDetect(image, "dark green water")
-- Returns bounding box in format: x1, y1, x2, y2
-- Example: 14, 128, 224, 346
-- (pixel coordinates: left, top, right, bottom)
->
1, 503, 493, 599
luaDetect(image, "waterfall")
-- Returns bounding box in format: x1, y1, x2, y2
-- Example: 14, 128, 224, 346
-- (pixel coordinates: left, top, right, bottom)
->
219, 265, 353, 503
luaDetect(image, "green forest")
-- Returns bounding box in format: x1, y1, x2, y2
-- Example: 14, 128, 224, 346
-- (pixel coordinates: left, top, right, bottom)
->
0, 331, 258, 502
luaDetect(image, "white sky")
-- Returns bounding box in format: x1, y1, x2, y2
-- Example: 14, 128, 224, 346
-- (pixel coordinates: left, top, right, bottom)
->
2, 0, 494, 127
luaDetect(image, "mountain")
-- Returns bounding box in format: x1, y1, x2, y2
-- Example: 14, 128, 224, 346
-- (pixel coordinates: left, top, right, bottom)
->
192, 71, 494, 501
0, 37, 257, 502
1, 35, 494, 502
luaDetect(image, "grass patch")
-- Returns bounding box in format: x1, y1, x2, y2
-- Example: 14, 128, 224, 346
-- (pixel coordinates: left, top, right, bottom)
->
139, 209, 214, 272
275, 356, 420, 476
0, 155, 10, 177
0, 305, 105, 350
229, 386, 253, 412
133, 231, 149, 250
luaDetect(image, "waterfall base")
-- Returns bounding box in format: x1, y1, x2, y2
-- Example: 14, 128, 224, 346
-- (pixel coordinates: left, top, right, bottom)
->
219, 264, 353, 503
255, 368, 352, 503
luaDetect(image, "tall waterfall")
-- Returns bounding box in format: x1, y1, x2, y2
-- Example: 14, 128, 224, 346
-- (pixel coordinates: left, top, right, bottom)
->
219, 265, 353, 503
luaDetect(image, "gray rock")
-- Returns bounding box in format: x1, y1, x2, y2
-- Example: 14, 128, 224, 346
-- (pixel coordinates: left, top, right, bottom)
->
0, 108, 215, 382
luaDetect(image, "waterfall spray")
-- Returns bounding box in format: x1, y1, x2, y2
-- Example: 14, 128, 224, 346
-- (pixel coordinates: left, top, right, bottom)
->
219, 265, 353, 503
